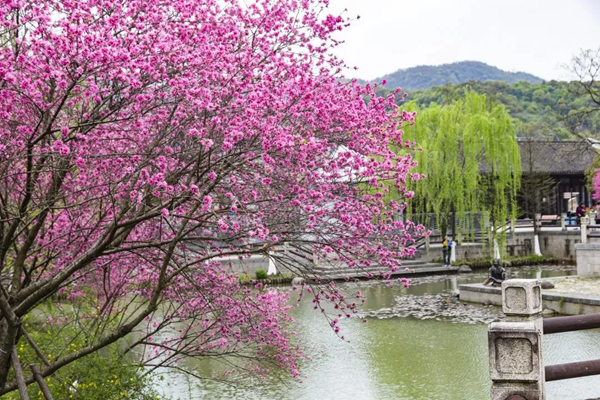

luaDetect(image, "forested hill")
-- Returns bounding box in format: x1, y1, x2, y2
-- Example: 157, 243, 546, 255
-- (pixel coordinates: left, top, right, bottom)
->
391, 80, 600, 139
372, 61, 543, 90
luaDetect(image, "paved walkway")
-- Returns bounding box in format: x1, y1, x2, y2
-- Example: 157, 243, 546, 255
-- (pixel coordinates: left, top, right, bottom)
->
546, 277, 600, 296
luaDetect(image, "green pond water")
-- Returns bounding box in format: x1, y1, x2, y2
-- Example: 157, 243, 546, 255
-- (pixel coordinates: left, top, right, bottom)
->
155, 268, 600, 400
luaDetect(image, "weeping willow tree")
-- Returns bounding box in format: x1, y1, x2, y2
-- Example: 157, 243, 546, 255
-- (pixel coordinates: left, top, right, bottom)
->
396, 91, 521, 254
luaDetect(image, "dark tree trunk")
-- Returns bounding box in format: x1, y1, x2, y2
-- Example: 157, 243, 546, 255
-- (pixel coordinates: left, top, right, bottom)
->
0, 320, 18, 391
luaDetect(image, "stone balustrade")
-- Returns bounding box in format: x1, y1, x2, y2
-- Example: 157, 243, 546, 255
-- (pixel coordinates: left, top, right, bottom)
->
489, 279, 544, 400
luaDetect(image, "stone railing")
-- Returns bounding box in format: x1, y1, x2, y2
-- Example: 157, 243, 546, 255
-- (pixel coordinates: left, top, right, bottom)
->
488, 279, 544, 399
489, 279, 600, 399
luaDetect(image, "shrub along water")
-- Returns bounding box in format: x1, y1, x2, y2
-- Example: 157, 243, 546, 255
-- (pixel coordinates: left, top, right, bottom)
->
453, 255, 558, 269
255, 269, 268, 280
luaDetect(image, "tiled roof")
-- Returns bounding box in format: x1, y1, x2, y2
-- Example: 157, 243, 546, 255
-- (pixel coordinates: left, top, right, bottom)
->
518, 140, 598, 175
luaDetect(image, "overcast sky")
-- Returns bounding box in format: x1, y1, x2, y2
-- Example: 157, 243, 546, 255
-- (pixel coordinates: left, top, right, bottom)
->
328, 0, 600, 81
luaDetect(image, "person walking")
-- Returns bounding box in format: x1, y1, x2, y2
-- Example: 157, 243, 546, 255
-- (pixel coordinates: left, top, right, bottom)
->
442, 236, 452, 267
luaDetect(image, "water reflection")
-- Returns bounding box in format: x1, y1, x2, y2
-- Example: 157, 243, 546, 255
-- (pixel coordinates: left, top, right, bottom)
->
154, 267, 600, 400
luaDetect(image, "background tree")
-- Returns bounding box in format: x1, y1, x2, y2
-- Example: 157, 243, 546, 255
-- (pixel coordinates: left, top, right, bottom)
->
586, 154, 600, 193
0, 0, 424, 396
570, 48, 600, 110
394, 91, 521, 252
566, 48, 600, 195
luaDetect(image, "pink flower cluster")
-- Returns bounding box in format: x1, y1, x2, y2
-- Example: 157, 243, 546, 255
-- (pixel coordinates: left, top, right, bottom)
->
0, 0, 425, 384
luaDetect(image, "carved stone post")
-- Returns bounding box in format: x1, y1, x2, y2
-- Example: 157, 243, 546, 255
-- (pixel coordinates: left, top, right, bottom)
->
560, 213, 567, 232
534, 214, 542, 231
581, 216, 590, 244
488, 279, 544, 400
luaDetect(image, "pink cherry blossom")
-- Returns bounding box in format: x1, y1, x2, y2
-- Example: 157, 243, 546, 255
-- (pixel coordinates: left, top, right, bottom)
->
0, 0, 425, 392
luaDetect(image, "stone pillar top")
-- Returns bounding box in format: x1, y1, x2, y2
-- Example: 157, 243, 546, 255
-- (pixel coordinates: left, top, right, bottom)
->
501, 279, 542, 317
488, 321, 541, 382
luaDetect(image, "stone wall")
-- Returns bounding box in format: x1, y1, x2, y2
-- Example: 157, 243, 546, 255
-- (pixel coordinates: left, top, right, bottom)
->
417, 231, 584, 263
506, 232, 535, 257
218, 254, 298, 277
458, 284, 502, 305
576, 243, 600, 277
538, 231, 584, 261
506, 231, 586, 261
214, 230, 590, 276
415, 242, 487, 263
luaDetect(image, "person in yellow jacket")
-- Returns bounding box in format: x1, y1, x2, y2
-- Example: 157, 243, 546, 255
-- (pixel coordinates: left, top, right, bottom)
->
442, 236, 451, 267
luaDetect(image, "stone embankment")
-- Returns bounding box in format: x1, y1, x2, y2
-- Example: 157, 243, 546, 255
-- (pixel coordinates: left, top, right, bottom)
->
311, 260, 457, 281
459, 276, 600, 315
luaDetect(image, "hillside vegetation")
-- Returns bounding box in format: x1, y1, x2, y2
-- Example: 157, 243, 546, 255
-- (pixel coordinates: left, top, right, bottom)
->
373, 61, 543, 91
376, 80, 600, 139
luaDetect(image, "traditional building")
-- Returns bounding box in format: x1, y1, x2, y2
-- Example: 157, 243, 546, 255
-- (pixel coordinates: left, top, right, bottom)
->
518, 139, 598, 217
